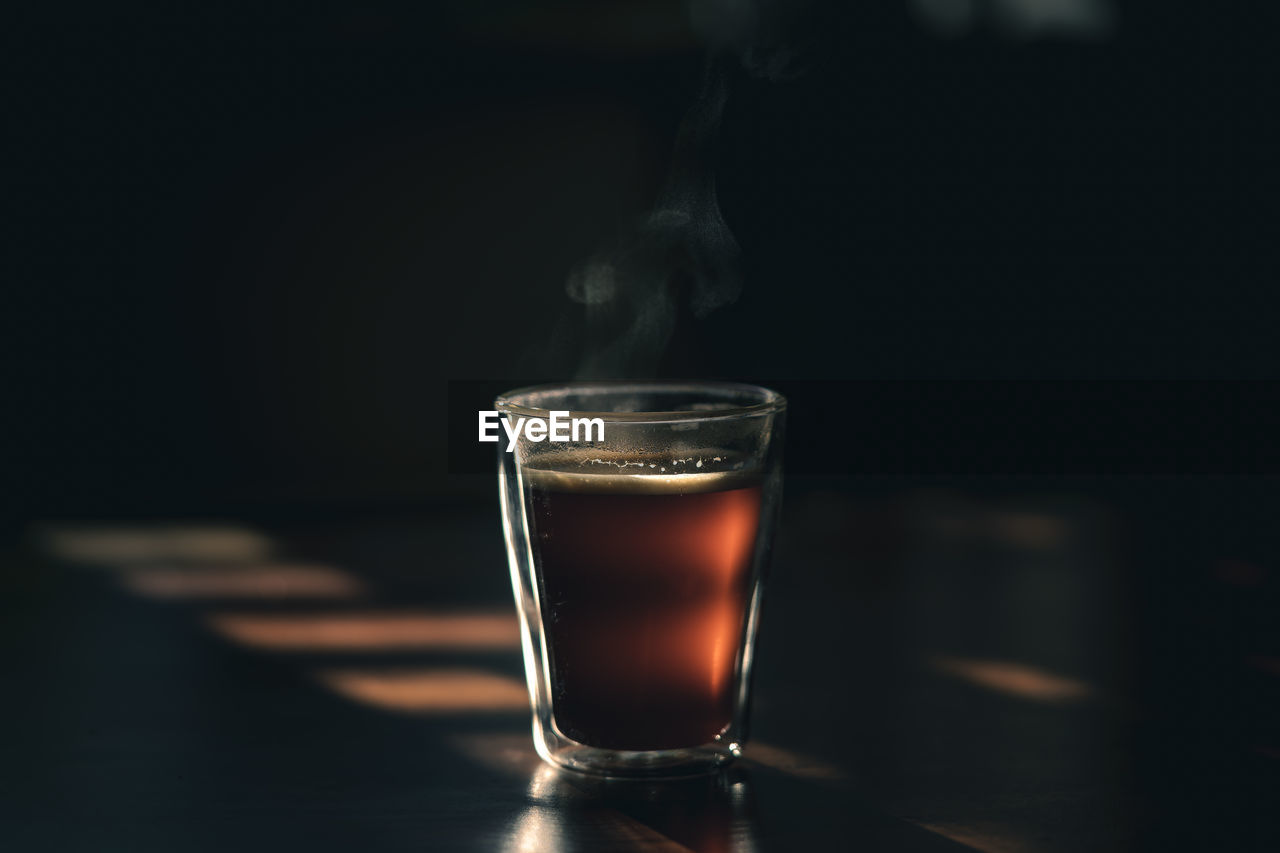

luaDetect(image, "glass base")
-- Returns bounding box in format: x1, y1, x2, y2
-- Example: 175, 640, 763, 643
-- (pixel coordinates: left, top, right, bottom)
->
532, 718, 743, 780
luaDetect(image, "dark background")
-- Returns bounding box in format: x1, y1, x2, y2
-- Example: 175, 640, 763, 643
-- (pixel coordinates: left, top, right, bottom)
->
7, 1, 1278, 520
5, 2, 1279, 849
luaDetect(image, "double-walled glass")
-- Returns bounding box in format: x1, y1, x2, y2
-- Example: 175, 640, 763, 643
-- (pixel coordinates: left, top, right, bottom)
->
497, 382, 785, 778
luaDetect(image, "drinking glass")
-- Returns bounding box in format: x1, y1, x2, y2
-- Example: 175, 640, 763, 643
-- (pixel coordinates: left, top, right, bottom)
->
496, 381, 785, 778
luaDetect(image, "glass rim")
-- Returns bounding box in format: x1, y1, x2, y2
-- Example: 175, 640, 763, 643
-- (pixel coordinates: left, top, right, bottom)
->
494, 380, 786, 423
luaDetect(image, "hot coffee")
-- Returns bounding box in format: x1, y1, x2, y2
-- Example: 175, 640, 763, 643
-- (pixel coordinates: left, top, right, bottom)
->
524, 453, 762, 751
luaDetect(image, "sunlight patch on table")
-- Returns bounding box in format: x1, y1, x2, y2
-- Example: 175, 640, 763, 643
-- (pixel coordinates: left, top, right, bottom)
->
206, 610, 520, 651
744, 741, 847, 781
916, 821, 1044, 853
450, 733, 543, 777
932, 656, 1095, 704
38, 523, 273, 566
121, 563, 365, 600
316, 668, 529, 713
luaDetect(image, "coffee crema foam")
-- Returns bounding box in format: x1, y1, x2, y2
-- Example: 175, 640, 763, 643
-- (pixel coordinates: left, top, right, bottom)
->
520, 450, 759, 495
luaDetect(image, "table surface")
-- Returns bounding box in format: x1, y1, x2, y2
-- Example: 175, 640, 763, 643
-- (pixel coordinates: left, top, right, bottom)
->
4, 482, 1275, 851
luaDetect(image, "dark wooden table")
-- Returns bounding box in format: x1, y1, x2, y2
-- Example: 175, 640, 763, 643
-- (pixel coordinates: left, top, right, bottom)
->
4, 481, 1275, 851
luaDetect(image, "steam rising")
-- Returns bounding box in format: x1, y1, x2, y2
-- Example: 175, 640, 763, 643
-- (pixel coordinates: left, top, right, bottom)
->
566, 59, 738, 380
564, 1, 813, 380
